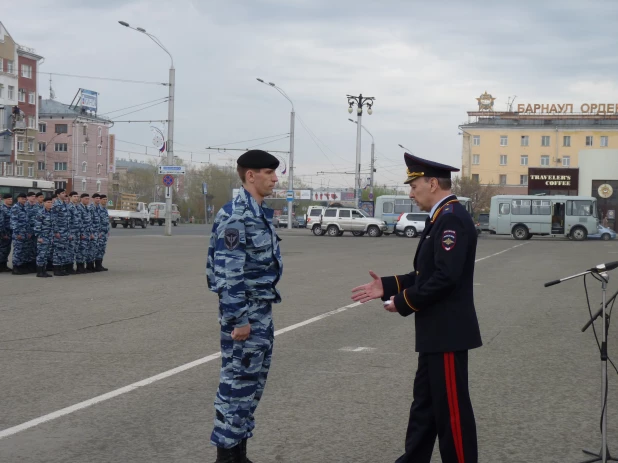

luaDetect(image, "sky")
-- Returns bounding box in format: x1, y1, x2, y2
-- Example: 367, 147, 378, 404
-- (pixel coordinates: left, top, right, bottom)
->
3, 0, 618, 190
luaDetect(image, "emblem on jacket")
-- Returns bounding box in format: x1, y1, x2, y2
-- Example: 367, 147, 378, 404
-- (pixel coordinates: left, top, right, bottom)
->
224, 228, 240, 250
442, 229, 456, 251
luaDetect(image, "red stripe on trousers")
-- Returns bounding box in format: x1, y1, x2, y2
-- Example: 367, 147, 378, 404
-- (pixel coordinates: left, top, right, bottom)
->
444, 353, 465, 463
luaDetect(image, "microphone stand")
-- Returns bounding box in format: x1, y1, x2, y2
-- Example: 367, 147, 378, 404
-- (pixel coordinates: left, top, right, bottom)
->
545, 270, 617, 463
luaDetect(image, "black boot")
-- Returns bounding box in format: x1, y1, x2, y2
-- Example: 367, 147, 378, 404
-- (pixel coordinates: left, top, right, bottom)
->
215, 445, 244, 463
36, 266, 47, 278
93, 260, 102, 272
0, 262, 10, 273
65, 263, 76, 275
46, 262, 53, 272
86, 262, 95, 273
95, 259, 108, 272
240, 439, 253, 463
54, 265, 68, 276
76, 263, 87, 274
30, 261, 37, 273
12, 264, 25, 275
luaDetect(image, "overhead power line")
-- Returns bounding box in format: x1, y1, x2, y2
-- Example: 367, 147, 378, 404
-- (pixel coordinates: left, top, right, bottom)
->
37, 71, 168, 86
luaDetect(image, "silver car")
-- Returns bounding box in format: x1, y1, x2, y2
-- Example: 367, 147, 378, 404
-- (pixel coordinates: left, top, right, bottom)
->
395, 212, 430, 238
320, 207, 388, 237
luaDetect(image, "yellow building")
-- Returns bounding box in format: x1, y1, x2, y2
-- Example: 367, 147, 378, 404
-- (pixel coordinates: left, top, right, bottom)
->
460, 93, 618, 197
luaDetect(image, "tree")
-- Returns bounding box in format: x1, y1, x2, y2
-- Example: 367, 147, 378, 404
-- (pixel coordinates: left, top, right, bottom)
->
451, 176, 502, 215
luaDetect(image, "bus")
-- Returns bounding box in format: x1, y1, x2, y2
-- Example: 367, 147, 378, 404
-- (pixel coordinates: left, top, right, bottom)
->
375, 195, 473, 234
0, 177, 55, 198
488, 195, 598, 241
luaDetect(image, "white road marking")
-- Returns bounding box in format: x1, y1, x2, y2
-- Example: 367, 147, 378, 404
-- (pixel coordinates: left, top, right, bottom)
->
340, 347, 377, 352
0, 242, 525, 440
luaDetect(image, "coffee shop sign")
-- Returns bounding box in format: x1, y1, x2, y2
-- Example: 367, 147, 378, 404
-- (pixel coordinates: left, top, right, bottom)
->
529, 174, 572, 186
516, 103, 618, 115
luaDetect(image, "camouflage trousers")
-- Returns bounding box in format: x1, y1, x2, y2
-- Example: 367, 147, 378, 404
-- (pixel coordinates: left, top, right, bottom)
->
12, 236, 28, 266
0, 236, 11, 264
211, 301, 274, 449
52, 234, 69, 266
76, 236, 90, 264
36, 238, 52, 267
88, 236, 99, 263
96, 233, 108, 260
68, 234, 77, 263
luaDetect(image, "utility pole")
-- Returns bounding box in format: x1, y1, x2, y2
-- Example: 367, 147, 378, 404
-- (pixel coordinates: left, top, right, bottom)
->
346, 94, 375, 207
348, 118, 375, 202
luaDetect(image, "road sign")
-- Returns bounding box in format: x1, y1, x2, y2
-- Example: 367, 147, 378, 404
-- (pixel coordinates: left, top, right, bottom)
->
369, 193, 374, 200
202, 182, 208, 195
162, 175, 174, 187
107, 200, 113, 206
158, 165, 185, 175
165, 187, 172, 199
286, 190, 294, 202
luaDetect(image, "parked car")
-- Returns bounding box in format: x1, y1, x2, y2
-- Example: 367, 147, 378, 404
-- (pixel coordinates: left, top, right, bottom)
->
277, 214, 300, 228
478, 213, 490, 232
296, 216, 306, 228
588, 225, 616, 241
395, 212, 430, 238
319, 207, 388, 237
306, 206, 326, 235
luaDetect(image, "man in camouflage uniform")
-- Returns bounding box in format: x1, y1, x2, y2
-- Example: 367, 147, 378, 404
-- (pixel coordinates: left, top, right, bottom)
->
77, 193, 93, 274
206, 150, 283, 463
88, 193, 101, 272
66, 191, 82, 275
0, 194, 13, 273
10, 193, 30, 275
34, 196, 54, 278
25, 192, 39, 273
51, 188, 70, 277
96, 194, 110, 271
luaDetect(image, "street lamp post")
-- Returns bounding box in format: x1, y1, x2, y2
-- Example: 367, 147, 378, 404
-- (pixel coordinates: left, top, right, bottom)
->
347, 94, 375, 207
348, 118, 375, 201
256, 78, 295, 229
119, 21, 175, 236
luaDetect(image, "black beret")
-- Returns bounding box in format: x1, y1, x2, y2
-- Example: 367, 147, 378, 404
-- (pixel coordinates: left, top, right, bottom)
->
92, 193, 101, 198
43, 196, 53, 202
69, 191, 78, 196
51, 194, 58, 199
17, 193, 27, 199
237, 150, 280, 170
403, 153, 460, 185
3, 193, 12, 199
100, 194, 107, 199
26, 191, 36, 197
35, 192, 44, 197
80, 193, 90, 198
55, 188, 65, 195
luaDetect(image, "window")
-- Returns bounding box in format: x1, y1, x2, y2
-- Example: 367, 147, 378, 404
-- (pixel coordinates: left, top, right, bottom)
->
563, 135, 571, 147
7, 60, 14, 74
541, 136, 550, 147
339, 209, 351, 218
39, 123, 46, 133
394, 199, 413, 214
38, 161, 45, 171
382, 201, 394, 214
520, 175, 528, 185
601, 136, 608, 147
520, 155, 528, 166
55, 181, 67, 190
97, 145, 102, 156
55, 143, 68, 152
500, 135, 508, 146
55, 124, 68, 134
531, 200, 551, 215
586, 136, 593, 146
324, 209, 337, 217
499, 174, 507, 185
17, 139, 24, 152
97, 163, 102, 175
472, 174, 479, 182
562, 156, 570, 167
472, 154, 480, 165
82, 144, 87, 154
81, 180, 87, 192
16, 161, 24, 177
5, 163, 13, 176
0, 107, 3, 130
28, 117, 36, 129
21, 64, 32, 78
82, 161, 87, 173
28, 139, 34, 152
521, 135, 529, 146
38, 142, 46, 152
96, 180, 101, 193
352, 210, 364, 219
472, 135, 480, 146
27, 164, 33, 177
567, 200, 594, 217
82, 125, 87, 136
0, 58, 2, 72
511, 199, 531, 215
541, 155, 550, 166
0, 84, 3, 98
28, 92, 35, 104
499, 203, 510, 215
98, 127, 102, 137
18, 88, 25, 102
500, 155, 507, 165
54, 162, 68, 171
8, 86, 14, 100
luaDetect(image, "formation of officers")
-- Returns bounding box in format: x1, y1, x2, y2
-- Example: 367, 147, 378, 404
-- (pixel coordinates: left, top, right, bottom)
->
0, 188, 111, 278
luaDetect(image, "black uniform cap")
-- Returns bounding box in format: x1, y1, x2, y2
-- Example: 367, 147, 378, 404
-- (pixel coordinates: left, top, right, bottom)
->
237, 150, 280, 170
403, 153, 460, 185
16, 193, 27, 199
55, 188, 65, 195
26, 192, 36, 197
35, 192, 44, 197
2, 193, 12, 200
80, 193, 90, 198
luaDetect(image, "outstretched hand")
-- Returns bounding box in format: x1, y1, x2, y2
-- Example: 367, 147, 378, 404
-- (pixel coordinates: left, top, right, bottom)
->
351, 271, 384, 303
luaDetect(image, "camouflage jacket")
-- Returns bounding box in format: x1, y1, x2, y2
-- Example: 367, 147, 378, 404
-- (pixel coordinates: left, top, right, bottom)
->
89, 203, 101, 233
34, 208, 53, 240
10, 203, 29, 238
97, 205, 110, 234
25, 202, 38, 233
51, 199, 70, 236
0, 204, 11, 236
206, 186, 283, 327
67, 202, 82, 236
78, 203, 92, 237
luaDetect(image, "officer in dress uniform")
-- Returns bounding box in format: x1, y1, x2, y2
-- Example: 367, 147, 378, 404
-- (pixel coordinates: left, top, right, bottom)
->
0, 193, 14, 272
206, 149, 283, 463
352, 153, 482, 463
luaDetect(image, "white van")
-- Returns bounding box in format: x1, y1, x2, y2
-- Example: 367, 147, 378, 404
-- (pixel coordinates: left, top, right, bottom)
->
306, 206, 325, 235
148, 202, 181, 226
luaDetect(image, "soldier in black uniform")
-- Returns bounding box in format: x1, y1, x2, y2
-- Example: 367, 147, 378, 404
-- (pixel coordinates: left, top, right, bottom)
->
352, 153, 482, 463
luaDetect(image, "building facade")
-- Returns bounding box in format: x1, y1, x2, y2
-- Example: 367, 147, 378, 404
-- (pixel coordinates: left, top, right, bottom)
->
460, 92, 618, 227
38, 99, 113, 195
0, 22, 19, 167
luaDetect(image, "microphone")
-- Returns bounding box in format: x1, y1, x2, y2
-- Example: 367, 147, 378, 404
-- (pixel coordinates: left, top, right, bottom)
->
588, 261, 618, 273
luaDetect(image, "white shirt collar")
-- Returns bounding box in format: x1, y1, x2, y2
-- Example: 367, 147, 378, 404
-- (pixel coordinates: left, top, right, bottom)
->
429, 194, 456, 219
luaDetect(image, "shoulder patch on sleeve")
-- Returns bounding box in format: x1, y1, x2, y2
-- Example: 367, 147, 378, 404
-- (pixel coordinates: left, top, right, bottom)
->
442, 229, 456, 251
224, 228, 240, 250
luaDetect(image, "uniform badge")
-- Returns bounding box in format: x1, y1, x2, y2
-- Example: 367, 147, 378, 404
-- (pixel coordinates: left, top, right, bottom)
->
224, 228, 240, 250
441, 229, 456, 251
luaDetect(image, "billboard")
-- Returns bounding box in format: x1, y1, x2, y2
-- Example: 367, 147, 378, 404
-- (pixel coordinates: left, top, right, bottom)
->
528, 167, 578, 191
80, 89, 98, 112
